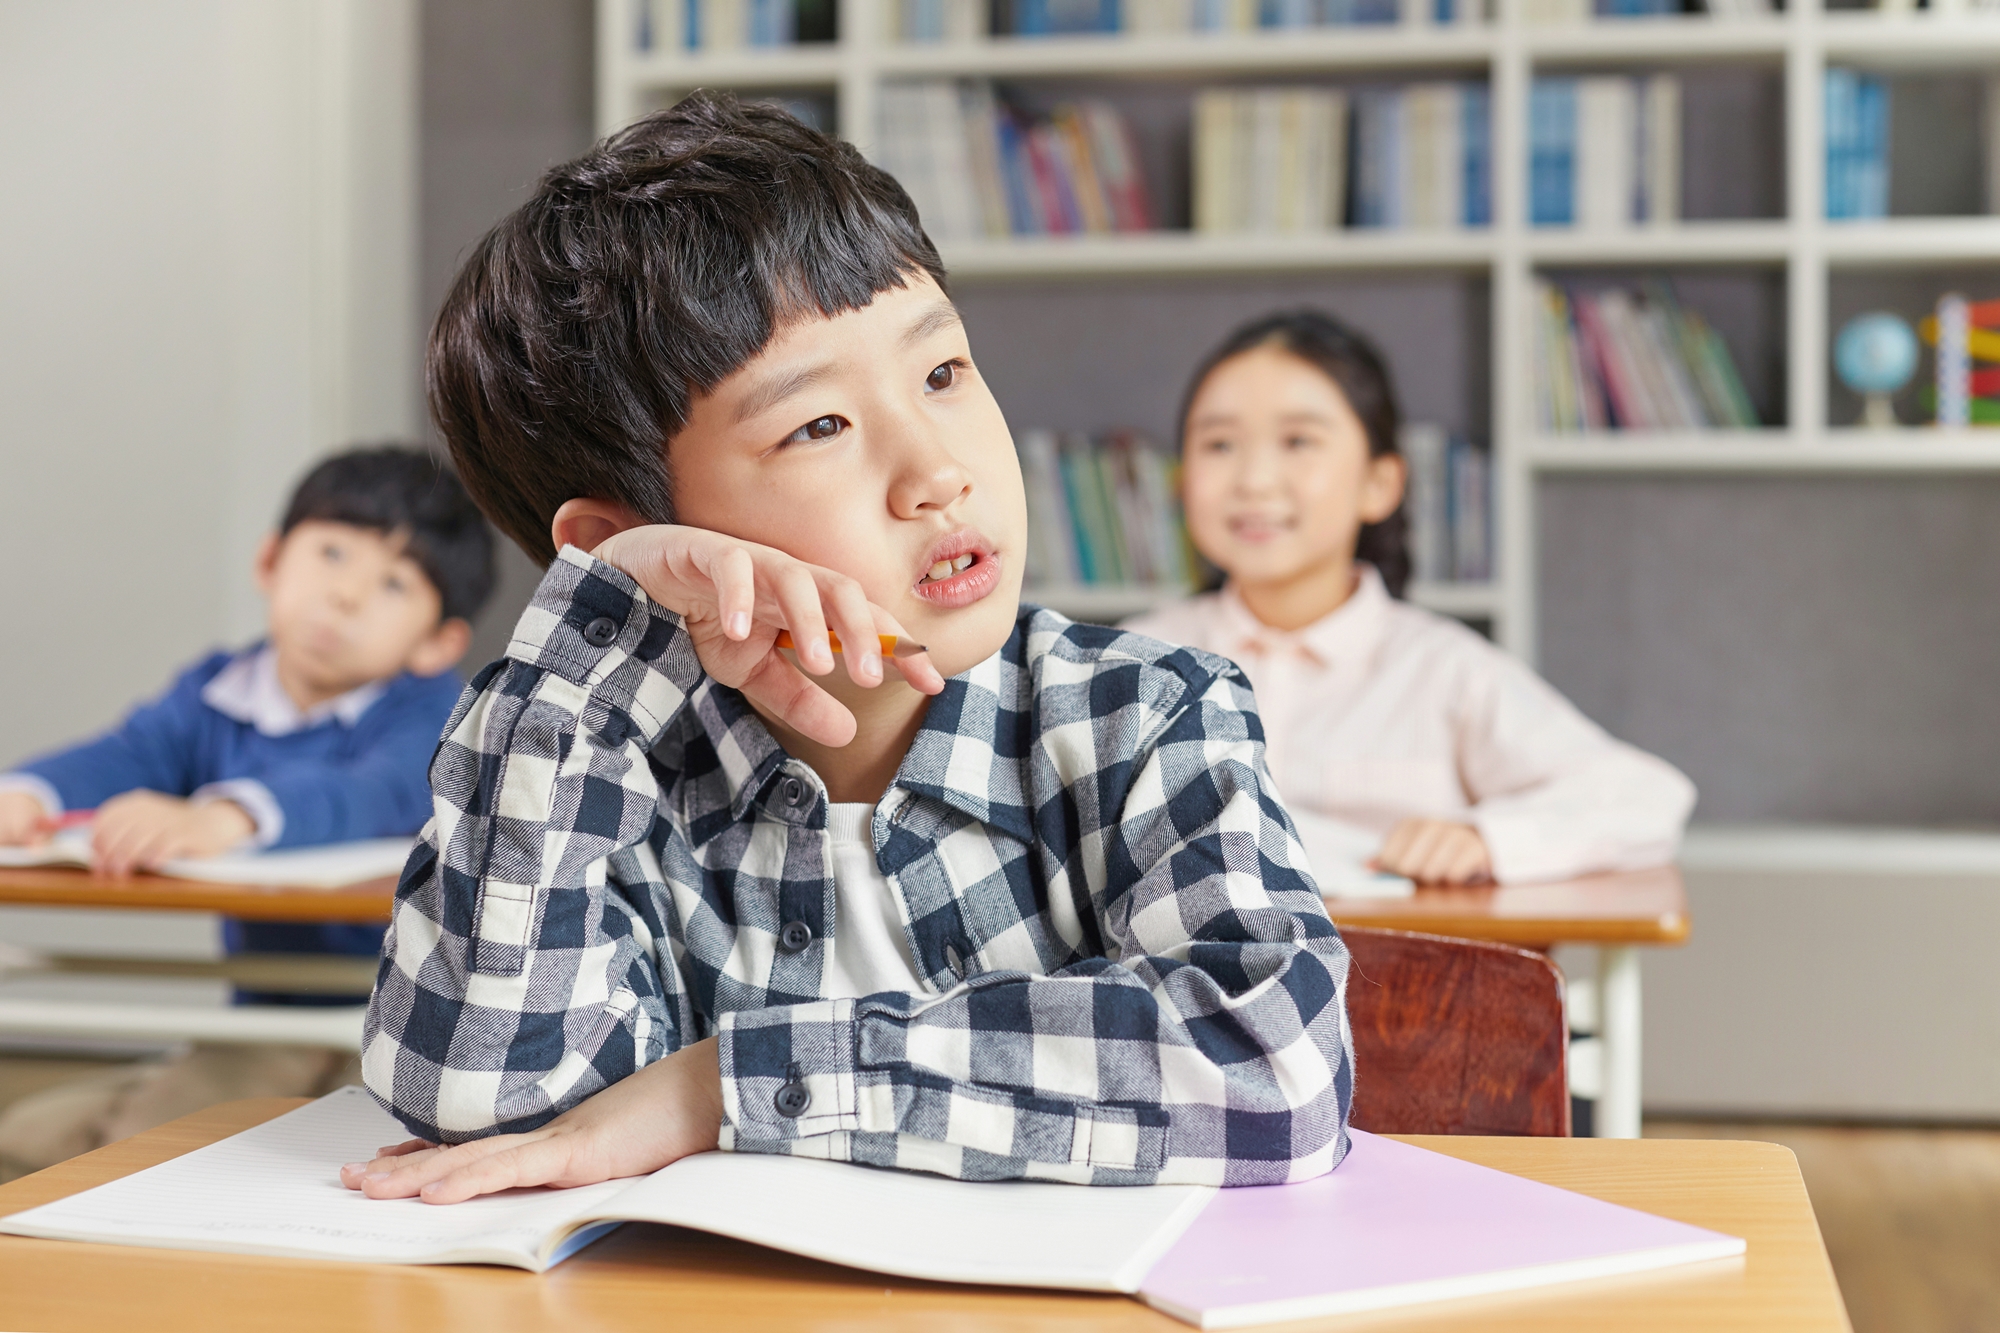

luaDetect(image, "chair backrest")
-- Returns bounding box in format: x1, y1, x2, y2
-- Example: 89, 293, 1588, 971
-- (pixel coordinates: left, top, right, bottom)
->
1342, 925, 1569, 1137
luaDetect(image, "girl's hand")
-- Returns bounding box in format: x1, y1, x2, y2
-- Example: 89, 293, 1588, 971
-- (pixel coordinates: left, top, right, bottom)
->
90, 792, 254, 877
1373, 818, 1493, 886
340, 1036, 725, 1205
590, 525, 944, 748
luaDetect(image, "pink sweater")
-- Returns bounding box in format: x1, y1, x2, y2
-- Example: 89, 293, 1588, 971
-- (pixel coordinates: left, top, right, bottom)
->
1123, 567, 1695, 885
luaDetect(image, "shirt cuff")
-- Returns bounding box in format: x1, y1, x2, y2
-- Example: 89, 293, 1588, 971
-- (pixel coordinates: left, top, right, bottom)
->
505, 546, 706, 745
716, 1000, 863, 1147
0, 774, 62, 821
192, 779, 282, 850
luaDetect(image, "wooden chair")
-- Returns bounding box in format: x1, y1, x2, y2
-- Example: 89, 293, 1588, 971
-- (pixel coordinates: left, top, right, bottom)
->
1342, 925, 1570, 1137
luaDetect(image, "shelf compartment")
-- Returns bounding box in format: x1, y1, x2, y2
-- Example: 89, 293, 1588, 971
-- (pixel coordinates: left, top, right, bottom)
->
625, 47, 843, 90
1526, 222, 1792, 264
1522, 15, 1791, 64
876, 28, 1495, 80
940, 230, 1496, 278
1527, 429, 2000, 470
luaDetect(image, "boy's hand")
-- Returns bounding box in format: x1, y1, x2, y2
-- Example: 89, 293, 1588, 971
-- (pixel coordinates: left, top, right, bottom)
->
0, 791, 52, 847
90, 792, 256, 877
1373, 818, 1494, 886
341, 1035, 725, 1204
591, 526, 945, 748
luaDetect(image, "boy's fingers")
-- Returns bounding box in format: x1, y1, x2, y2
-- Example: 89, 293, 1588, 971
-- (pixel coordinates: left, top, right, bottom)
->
764, 561, 834, 674
868, 606, 947, 695
695, 541, 757, 641
736, 652, 858, 749
418, 1139, 571, 1205
817, 573, 884, 687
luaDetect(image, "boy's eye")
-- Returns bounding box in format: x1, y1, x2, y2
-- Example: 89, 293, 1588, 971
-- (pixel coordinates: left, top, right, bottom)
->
1201, 437, 1232, 455
1286, 434, 1319, 450
322, 543, 345, 562
926, 361, 957, 392
383, 575, 407, 596
784, 415, 846, 446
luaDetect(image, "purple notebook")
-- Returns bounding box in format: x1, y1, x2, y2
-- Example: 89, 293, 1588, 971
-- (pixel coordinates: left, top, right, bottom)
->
1137, 1130, 1745, 1329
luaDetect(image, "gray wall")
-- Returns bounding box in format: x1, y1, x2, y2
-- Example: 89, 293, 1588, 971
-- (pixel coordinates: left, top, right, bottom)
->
420, 0, 597, 669
1538, 475, 2000, 824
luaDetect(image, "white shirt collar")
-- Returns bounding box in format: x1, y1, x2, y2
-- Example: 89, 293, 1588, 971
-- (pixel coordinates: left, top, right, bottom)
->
1216, 564, 1394, 669
200, 645, 387, 737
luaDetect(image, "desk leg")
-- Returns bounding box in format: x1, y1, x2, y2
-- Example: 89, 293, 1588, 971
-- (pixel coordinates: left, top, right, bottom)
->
1596, 945, 1642, 1139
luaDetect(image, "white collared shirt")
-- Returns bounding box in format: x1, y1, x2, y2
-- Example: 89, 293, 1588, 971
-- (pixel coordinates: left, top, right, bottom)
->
1124, 567, 1696, 884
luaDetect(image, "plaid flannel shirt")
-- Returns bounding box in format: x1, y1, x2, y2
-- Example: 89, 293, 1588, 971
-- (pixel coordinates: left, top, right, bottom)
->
363, 547, 1354, 1186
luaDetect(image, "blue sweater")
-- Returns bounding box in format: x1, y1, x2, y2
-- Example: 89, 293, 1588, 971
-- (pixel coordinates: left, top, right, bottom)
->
12, 650, 463, 959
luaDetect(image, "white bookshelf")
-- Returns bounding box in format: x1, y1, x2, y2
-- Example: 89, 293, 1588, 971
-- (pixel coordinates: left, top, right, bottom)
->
596, 0, 2000, 653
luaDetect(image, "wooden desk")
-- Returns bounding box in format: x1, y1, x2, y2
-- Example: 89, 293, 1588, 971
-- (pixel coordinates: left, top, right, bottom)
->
0, 866, 395, 923
0, 867, 389, 1050
0, 1098, 1849, 1333
1324, 867, 1692, 1141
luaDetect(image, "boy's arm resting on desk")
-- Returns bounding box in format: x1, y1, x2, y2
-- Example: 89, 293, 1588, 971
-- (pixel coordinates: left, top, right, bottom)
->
363, 555, 1350, 1186
1458, 651, 1697, 884
719, 667, 1354, 1187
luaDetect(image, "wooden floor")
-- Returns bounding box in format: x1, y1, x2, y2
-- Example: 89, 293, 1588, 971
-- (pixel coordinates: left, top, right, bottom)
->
1649, 1118, 2000, 1333
0, 1058, 1990, 1329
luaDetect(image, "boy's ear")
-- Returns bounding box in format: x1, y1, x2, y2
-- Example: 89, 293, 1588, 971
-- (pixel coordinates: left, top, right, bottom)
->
551, 498, 651, 558
1360, 452, 1408, 526
407, 618, 474, 678
252, 532, 283, 595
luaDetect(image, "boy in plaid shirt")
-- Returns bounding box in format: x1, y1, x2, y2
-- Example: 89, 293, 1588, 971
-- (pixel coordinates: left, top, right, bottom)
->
344, 94, 1353, 1204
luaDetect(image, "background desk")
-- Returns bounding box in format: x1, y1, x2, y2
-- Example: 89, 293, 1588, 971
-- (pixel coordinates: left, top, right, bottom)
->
0, 1097, 1849, 1333
0, 868, 392, 1051
1325, 867, 1690, 1140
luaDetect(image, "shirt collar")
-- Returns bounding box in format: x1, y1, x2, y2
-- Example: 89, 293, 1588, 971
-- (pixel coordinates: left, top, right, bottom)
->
694, 614, 1038, 847
1218, 563, 1394, 669
200, 645, 388, 737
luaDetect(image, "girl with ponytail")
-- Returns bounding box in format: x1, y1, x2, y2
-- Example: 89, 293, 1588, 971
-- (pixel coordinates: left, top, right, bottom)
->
1124, 310, 1693, 887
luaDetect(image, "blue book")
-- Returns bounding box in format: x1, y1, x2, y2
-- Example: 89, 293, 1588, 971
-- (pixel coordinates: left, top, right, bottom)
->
1854, 75, 1888, 219
1462, 83, 1492, 227
1529, 79, 1576, 227
685, 0, 702, 48
1351, 0, 1398, 21
1350, 90, 1404, 228
1263, 0, 1315, 26
994, 116, 1040, 235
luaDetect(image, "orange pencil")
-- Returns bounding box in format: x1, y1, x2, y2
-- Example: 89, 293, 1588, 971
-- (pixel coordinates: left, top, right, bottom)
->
774, 630, 928, 659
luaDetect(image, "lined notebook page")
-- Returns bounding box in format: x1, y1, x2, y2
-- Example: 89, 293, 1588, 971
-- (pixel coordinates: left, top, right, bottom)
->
0, 1087, 623, 1268
584, 1150, 1215, 1292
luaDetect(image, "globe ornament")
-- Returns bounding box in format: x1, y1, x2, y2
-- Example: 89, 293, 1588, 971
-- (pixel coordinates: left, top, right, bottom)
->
1834, 312, 1919, 428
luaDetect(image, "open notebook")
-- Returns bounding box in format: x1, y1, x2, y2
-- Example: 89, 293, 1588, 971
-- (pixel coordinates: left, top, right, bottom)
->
0, 1088, 1744, 1327
0, 833, 412, 889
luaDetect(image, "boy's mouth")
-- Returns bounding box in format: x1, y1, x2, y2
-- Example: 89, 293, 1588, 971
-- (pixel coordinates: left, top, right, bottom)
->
912, 532, 1000, 609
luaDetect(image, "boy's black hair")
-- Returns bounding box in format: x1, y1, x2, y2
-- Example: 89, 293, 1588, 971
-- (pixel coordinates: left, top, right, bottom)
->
429, 91, 948, 566
281, 446, 496, 622
1178, 310, 1414, 599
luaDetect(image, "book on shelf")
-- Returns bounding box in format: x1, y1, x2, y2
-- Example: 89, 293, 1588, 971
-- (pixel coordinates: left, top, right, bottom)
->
990, 0, 1122, 34
1533, 279, 1760, 432
1521, 0, 1771, 19
1018, 0, 1439, 35
1920, 293, 2000, 426
1350, 82, 1491, 230
642, 0, 835, 49
1824, 68, 1889, 221
1193, 89, 1349, 234
1399, 423, 1492, 584
1018, 429, 1196, 594
1528, 76, 1679, 229
898, 0, 986, 39
880, 82, 1153, 240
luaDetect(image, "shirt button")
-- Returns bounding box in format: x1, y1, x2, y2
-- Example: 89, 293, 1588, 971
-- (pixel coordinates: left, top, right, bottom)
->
774, 1081, 811, 1118
581, 615, 620, 648
778, 920, 813, 954
781, 776, 807, 807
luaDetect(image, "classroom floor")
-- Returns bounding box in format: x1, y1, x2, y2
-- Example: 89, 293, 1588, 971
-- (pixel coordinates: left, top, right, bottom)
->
0, 1056, 1991, 1328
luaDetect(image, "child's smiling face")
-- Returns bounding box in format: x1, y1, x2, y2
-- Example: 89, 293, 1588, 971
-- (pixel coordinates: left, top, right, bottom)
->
1179, 343, 1405, 594
667, 274, 1027, 682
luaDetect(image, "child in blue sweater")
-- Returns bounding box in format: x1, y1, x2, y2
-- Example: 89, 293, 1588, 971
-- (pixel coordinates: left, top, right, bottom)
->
0, 447, 493, 1177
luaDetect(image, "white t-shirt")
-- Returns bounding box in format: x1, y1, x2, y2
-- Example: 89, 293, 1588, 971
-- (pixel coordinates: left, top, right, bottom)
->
819, 802, 928, 998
